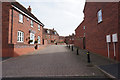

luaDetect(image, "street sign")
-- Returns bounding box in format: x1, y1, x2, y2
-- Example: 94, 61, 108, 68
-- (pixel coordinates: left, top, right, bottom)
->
112, 33, 118, 42
106, 35, 111, 43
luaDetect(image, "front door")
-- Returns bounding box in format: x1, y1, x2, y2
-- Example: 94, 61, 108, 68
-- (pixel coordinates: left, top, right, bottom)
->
30, 33, 35, 44
83, 37, 86, 49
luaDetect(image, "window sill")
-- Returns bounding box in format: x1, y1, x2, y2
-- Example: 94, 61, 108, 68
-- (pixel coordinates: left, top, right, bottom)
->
98, 21, 103, 24
18, 21, 23, 24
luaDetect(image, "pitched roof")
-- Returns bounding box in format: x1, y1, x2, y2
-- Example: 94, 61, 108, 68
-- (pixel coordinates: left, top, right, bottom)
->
43, 28, 59, 35
11, 2, 44, 26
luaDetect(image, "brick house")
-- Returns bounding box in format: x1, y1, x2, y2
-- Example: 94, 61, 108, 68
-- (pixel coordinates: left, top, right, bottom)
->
65, 34, 75, 45
2, 2, 44, 57
75, 2, 120, 61
43, 28, 59, 45
59, 36, 65, 43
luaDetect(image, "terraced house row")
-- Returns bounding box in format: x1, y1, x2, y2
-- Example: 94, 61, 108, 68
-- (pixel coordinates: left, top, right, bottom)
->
43, 28, 59, 45
1, 2, 65, 58
74, 1, 120, 61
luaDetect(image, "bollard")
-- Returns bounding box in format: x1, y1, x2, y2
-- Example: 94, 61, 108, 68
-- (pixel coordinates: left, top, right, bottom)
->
69, 45, 70, 49
77, 48, 79, 55
87, 51, 90, 63
72, 46, 74, 51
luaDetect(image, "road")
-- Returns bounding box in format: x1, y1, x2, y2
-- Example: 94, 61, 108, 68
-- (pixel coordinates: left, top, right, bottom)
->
2, 45, 106, 78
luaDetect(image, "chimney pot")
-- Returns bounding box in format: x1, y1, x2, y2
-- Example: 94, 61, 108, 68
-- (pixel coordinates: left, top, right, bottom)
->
28, 6, 31, 12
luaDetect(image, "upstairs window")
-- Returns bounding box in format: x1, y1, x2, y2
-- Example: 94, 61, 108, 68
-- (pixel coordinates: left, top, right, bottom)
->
19, 14, 23, 23
27, 18, 29, 21
83, 26, 85, 30
31, 20, 34, 27
47, 30, 50, 34
97, 9, 102, 23
54, 32, 56, 35
17, 31, 24, 42
38, 25, 40, 31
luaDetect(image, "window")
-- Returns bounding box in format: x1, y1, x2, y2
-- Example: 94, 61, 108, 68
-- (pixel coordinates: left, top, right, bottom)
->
38, 36, 41, 44
52, 36, 54, 39
31, 20, 34, 27
19, 14, 23, 23
54, 32, 56, 35
48, 40, 51, 43
48, 35, 50, 39
38, 25, 40, 31
27, 18, 29, 21
84, 33, 86, 37
47, 30, 50, 34
83, 26, 85, 30
30, 33, 35, 44
17, 31, 24, 42
97, 9, 102, 23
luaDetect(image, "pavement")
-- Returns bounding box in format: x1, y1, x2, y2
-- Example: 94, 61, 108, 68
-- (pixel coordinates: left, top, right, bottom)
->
71, 45, 120, 80
2, 45, 109, 79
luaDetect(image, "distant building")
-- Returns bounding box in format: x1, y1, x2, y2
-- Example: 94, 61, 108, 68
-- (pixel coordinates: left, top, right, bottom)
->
65, 34, 75, 45
59, 36, 65, 43
75, 2, 120, 61
2, 2, 44, 57
43, 28, 59, 45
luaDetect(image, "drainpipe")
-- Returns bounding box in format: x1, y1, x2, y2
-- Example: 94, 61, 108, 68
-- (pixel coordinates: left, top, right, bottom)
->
11, 8, 13, 43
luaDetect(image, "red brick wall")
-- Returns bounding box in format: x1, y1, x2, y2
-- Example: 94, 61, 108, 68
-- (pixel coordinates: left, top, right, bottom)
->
43, 34, 59, 44
2, 2, 14, 57
13, 44, 46, 57
75, 21, 85, 48
118, 2, 120, 61
0, 2, 2, 57
75, 2, 119, 61
2, 2, 44, 57
10, 9, 43, 44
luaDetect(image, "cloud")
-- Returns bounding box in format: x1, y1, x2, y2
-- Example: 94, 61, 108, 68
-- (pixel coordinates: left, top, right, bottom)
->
16, 0, 85, 36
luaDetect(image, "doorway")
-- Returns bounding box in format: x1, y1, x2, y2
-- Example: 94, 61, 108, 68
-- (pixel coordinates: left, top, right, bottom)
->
83, 37, 86, 49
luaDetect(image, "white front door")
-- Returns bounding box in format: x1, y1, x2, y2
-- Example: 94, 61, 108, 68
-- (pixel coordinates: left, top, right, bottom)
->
38, 36, 41, 44
30, 33, 35, 44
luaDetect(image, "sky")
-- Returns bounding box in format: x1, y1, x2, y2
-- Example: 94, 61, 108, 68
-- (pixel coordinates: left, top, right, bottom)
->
16, 0, 86, 36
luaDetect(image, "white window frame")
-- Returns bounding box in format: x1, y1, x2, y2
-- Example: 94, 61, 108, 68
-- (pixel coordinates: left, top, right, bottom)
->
31, 20, 34, 27
83, 26, 85, 30
27, 18, 29, 21
17, 31, 24, 42
19, 13, 23, 23
38, 36, 41, 44
30, 33, 35, 44
47, 30, 50, 34
38, 25, 40, 31
97, 9, 102, 23
54, 32, 56, 35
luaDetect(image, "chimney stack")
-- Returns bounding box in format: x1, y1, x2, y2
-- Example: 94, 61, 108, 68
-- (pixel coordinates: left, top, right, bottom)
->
28, 6, 31, 12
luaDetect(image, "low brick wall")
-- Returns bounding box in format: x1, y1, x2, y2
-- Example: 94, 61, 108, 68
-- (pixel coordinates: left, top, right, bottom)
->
2, 44, 47, 57
13, 44, 46, 57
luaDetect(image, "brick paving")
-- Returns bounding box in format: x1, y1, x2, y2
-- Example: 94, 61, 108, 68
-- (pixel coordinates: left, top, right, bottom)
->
2, 45, 106, 78
72, 46, 119, 79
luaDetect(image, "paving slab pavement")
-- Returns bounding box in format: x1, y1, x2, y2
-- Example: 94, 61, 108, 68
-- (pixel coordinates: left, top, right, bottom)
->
2, 45, 107, 79
71, 45, 119, 80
